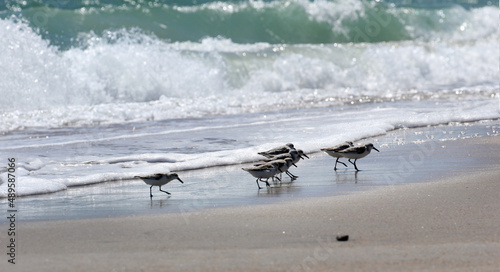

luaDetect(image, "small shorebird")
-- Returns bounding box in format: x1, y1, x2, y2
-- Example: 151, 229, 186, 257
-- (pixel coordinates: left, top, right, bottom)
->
258, 143, 295, 158
296, 149, 310, 161
262, 149, 307, 178
288, 149, 309, 178
321, 141, 354, 170
337, 143, 379, 171
135, 173, 184, 198
262, 150, 300, 163
273, 158, 297, 179
262, 149, 308, 163
242, 162, 279, 189
257, 158, 297, 179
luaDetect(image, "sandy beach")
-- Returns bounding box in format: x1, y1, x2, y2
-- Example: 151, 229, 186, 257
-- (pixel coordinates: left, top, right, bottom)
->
1, 134, 499, 271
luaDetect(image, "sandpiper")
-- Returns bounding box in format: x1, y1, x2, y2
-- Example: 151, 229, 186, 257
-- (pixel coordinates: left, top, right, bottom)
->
135, 173, 184, 198
261, 149, 307, 178
337, 143, 379, 171
262, 158, 297, 180
258, 143, 295, 158
242, 162, 280, 189
262, 150, 300, 163
296, 149, 310, 161
287, 149, 308, 178
321, 141, 354, 170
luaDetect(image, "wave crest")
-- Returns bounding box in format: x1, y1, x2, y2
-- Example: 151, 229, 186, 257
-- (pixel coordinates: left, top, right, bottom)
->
1, 0, 497, 45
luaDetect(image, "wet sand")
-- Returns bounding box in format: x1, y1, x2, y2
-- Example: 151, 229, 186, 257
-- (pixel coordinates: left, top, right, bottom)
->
1, 135, 499, 271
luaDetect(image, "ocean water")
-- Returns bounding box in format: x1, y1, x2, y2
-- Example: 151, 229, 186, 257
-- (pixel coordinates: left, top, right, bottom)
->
0, 0, 499, 198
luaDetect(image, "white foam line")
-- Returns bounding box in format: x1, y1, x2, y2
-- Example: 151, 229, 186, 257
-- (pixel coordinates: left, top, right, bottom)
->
1, 111, 347, 150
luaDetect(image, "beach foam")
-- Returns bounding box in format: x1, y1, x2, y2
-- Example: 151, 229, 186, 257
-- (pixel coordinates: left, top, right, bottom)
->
1, 101, 498, 198
0, 15, 498, 131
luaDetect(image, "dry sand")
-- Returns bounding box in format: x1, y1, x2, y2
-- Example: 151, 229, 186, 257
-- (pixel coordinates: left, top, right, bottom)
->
2, 136, 500, 272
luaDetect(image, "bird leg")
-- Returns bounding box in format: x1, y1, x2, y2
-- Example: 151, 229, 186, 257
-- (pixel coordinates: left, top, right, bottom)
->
159, 186, 171, 195
264, 178, 271, 188
286, 171, 298, 179
348, 159, 359, 171
334, 158, 347, 170
150, 185, 154, 198
256, 179, 262, 189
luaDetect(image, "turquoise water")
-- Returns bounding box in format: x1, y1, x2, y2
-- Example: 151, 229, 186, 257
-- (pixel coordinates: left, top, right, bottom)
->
2, 0, 498, 48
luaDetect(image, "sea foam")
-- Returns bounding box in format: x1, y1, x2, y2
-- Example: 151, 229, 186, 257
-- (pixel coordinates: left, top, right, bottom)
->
1, 98, 498, 198
1, 9, 498, 132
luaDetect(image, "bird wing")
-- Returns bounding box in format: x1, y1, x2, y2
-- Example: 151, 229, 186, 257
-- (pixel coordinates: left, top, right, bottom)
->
322, 143, 350, 152
339, 146, 366, 154
138, 173, 163, 180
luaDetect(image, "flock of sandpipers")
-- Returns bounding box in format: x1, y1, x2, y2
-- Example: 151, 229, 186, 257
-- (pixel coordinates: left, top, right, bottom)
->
136, 142, 379, 197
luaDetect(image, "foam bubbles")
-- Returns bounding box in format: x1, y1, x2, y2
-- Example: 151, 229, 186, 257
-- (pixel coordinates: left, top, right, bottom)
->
0, 175, 67, 197
0, 17, 78, 110
0, 6, 499, 132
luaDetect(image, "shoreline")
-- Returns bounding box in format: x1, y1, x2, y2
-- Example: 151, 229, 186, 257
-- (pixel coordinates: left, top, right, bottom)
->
1, 120, 499, 222
1, 135, 499, 271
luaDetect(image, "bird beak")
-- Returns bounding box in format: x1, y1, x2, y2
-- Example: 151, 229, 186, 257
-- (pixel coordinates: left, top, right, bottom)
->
373, 147, 380, 152
292, 163, 298, 167
302, 153, 309, 159
178, 178, 184, 184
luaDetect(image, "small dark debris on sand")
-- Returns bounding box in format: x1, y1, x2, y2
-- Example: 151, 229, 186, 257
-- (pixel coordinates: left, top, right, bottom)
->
336, 234, 349, 242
